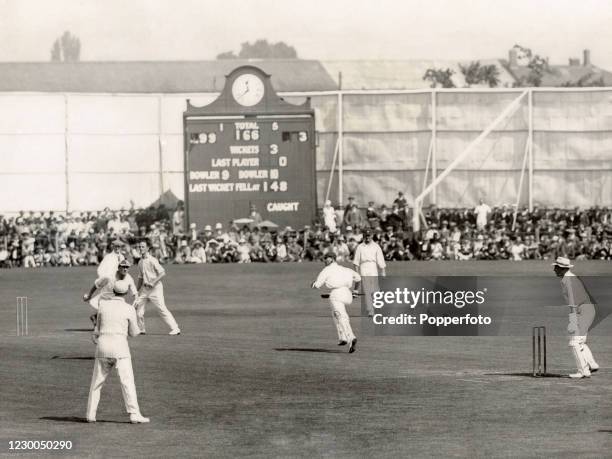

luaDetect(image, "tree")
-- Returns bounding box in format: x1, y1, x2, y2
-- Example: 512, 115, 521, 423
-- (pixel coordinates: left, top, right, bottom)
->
479, 64, 501, 88
50, 31, 81, 62
217, 39, 298, 59
459, 61, 482, 86
422, 68, 456, 88
512, 44, 550, 87
560, 74, 604, 87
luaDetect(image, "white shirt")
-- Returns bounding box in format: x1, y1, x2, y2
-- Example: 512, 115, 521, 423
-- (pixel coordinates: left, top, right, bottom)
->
323, 206, 337, 231
561, 271, 592, 308
353, 242, 386, 276
94, 297, 140, 359
313, 262, 361, 290
475, 203, 491, 226
138, 255, 165, 286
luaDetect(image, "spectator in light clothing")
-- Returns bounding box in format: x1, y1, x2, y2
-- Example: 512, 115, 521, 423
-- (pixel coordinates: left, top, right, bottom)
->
352, 229, 386, 316
323, 200, 337, 233
474, 198, 492, 230
86, 280, 149, 424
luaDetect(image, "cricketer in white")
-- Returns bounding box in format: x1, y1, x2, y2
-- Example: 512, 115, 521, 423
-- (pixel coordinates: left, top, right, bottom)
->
134, 240, 181, 335
312, 253, 361, 353
86, 280, 149, 423
353, 229, 386, 317
553, 256, 600, 379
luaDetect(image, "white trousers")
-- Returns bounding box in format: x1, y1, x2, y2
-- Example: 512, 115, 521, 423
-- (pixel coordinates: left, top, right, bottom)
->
360, 275, 379, 315
329, 288, 356, 343
134, 283, 178, 332
89, 293, 101, 310
86, 357, 140, 419
568, 303, 598, 374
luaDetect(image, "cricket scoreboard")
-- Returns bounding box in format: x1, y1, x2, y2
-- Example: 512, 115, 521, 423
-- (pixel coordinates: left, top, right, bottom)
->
183, 65, 316, 229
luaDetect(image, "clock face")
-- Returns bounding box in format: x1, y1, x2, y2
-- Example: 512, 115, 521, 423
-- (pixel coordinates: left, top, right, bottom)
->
231, 74, 265, 107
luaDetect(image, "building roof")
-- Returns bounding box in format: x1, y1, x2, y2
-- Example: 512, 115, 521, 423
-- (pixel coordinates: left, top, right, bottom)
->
0, 60, 338, 93
502, 62, 612, 87
321, 59, 517, 90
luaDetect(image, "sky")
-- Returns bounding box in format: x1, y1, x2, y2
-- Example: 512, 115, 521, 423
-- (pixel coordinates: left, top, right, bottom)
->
1, 0, 612, 69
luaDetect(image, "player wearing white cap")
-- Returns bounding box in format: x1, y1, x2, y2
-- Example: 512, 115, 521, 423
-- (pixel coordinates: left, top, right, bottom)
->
86, 280, 149, 423
134, 240, 180, 335
552, 256, 599, 379
83, 259, 138, 327
353, 229, 386, 317
312, 253, 361, 353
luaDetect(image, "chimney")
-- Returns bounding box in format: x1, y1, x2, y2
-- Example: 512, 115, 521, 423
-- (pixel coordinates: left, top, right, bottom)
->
509, 48, 518, 67
583, 49, 591, 66
569, 58, 580, 67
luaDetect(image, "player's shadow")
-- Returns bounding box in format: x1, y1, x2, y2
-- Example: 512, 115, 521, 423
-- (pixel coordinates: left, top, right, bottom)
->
51, 356, 94, 360
64, 328, 93, 332
40, 416, 129, 424
275, 347, 344, 354
484, 372, 568, 378
598, 429, 612, 433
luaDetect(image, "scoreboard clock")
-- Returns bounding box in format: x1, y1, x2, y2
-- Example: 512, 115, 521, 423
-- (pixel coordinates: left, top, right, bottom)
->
183, 65, 317, 230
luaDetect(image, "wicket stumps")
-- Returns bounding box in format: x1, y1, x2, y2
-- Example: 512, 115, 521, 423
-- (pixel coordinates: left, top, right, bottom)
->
532, 326, 546, 377
16, 296, 28, 336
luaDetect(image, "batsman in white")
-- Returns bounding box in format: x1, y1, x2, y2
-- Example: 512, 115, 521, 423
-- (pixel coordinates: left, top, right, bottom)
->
83, 259, 137, 327
312, 253, 361, 353
134, 240, 181, 335
552, 256, 600, 379
86, 280, 149, 424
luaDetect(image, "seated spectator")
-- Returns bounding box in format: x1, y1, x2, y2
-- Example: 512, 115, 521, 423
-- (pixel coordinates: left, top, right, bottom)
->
189, 240, 207, 264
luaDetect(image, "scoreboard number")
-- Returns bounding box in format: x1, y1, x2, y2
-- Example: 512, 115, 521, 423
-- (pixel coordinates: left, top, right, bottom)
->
279, 156, 287, 167
236, 129, 259, 141
272, 122, 279, 131
269, 144, 279, 155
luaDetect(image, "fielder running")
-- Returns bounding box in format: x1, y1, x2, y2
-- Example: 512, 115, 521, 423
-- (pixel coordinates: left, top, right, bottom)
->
86, 280, 149, 424
353, 229, 386, 317
552, 256, 599, 379
134, 240, 181, 335
312, 253, 361, 353
83, 259, 137, 327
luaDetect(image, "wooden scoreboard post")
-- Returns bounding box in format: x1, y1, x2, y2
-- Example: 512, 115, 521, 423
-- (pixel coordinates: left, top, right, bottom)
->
183, 65, 317, 230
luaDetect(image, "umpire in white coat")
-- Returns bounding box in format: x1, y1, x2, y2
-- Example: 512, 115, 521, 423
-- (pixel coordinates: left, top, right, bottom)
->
312, 253, 361, 353
86, 280, 149, 423
353, 229, 386, 317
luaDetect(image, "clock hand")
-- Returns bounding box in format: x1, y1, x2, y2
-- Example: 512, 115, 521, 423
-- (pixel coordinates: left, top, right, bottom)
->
237, 87, 250, 99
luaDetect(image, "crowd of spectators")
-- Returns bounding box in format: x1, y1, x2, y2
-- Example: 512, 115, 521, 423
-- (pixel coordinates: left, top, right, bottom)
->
1, 194, 611, 268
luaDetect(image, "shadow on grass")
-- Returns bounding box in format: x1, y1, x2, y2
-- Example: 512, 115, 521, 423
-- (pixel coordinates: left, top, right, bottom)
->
41, 416, 130, 424
484, 372, 568, 378
51, 356, 94, 360
64, 328, 94, 332
275, 348, 344, 353
598, 429, 612, 433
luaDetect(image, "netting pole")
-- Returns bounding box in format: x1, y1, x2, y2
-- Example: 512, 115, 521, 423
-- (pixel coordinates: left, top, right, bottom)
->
158, 95, 164, 196
338, 91, 344, 207
512, 134, 530, 230
64, 94, 70, 212
324, 137, 340, 204
528, 89, 534, 211
431, 89, 438, 205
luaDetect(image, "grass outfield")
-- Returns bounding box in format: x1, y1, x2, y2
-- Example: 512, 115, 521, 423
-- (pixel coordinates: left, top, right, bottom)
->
1, 261, 611, 458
